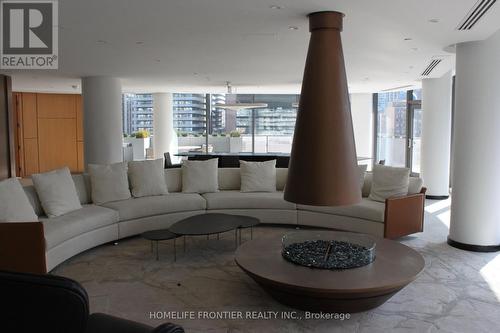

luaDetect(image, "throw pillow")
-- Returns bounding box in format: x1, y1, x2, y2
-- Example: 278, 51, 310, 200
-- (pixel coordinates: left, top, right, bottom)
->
357, 164, 368, 189
88, 162, 131, 204
0, 178, 38, 222
128, 159, 168, 197
32, 167, 82, 217
240, 160, 277, 192
182, 158, 219, 193
369, 164, 410, 202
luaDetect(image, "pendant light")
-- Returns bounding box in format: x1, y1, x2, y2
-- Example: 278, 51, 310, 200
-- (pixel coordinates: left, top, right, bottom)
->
215, 82, 268, 110
284, 11, 361, 206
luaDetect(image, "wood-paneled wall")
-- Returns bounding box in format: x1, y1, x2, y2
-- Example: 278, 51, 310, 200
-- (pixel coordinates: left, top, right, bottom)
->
0, 75, 15, 180
14, 93, 84, 177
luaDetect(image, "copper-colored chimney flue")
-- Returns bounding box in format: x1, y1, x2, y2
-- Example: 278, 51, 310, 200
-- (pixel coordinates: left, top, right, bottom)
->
284, 11, 361, 206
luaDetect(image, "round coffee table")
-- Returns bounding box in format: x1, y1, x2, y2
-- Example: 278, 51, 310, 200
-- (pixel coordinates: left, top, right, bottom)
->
235, 232, 425, 313
141, 229, 179, 261
169, 213, 260, 250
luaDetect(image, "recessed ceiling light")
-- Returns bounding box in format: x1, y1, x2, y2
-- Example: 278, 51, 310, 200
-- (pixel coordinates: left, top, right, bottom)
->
404, 37, 413, 41
269, 5, 282, 9
428, 18, 440, 23
288, 26, 299, 30
96, 40, 107, 45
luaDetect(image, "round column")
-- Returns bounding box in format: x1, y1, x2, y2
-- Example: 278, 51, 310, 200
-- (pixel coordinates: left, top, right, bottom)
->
152, 93, 178, 159
82, 77, 123, 166
421, 71, 452, 199
449, 30, 500, 251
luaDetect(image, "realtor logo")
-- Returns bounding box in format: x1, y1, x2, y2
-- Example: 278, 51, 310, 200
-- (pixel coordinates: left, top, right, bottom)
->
1, 0, 58, 69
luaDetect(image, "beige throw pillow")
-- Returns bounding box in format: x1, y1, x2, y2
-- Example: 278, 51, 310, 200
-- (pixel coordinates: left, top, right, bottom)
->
128, 159, 168, 197
0, 178, 38, 222
88, 162, 131, 204
369, 164, 410, 202
240, 160, 277, 192
32, 167, 82, 217
182, 158, 219, 193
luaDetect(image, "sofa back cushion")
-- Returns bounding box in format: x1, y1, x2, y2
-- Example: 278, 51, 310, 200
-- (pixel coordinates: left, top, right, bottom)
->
71, 174, 91, 205
181, 158, 219, 193
362, 172, 423, 197
164, 167, 288, 192
88, 162, 131, 205
128, 159, 168, 197
31, 168, 82, 218
240, 160, 277, 192
0, 178, 39, 222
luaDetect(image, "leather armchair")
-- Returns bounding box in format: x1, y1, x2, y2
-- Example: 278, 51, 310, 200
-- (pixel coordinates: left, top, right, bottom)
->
0, 270, 184, 333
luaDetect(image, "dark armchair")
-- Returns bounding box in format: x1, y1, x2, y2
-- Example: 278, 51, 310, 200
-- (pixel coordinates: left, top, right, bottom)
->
164, 152, 182, 168
0, 270, 184, 333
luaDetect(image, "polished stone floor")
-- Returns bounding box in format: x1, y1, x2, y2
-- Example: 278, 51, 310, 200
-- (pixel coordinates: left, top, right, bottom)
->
54, 198, 500, 332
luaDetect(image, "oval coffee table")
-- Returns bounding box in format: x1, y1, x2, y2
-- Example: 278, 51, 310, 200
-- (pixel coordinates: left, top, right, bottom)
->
169, 213, 260, 250
235, 232, 425, 313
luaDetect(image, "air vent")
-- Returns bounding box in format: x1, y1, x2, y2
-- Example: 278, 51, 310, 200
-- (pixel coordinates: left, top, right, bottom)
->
421, 59, 442, 76
457, 0, 497, 30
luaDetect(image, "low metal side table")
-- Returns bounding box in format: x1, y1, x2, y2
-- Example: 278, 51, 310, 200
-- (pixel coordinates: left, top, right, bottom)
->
141, 229, 179, 261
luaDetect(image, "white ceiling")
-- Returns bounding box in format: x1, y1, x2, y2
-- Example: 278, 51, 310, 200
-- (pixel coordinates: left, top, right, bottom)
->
2, 0, 500, 94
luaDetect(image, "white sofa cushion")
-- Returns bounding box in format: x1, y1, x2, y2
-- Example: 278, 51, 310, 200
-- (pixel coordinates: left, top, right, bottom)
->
0, 178, 38, 222
203, 191, 296, 210
362, 173, 423, 197
32, 167, 82, 218
102, 193, 206, 221
165, 167, 289, 192
369, 164, 410, 202
23, 185, 44, 216
240, 160, 277, 192
182, 158, 219, 193
71, 174, 91, 204
298, 198, 385, 223
40, 205, 119, 249
128, 159, 168, 197
88, 162, 131, 204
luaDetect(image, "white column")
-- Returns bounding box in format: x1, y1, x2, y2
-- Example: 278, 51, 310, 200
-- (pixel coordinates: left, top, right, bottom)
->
153, 93, 178, 160
350, 93, 373, 168
82, 77, 123, 166
449, 29, 500, 250
421, 71, 452, 198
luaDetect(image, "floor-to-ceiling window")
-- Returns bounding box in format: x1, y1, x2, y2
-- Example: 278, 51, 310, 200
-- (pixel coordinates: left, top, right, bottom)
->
373, 89, 422, 173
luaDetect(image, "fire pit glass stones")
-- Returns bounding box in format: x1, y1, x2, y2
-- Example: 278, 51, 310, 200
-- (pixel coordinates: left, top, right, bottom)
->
282, 231, 376, 269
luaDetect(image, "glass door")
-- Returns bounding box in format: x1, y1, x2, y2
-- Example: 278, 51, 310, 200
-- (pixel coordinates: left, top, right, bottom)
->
407, 103, 422, 175
374, 90, 422, 174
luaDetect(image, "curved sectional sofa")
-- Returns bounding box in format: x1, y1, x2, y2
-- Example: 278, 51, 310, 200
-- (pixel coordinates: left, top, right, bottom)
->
6, 167, 424, 273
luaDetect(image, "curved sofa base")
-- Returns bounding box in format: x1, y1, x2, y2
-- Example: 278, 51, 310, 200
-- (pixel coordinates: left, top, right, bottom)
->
297, 211, 384, 237
47, 209, 383, 272
46, 224, 119, 272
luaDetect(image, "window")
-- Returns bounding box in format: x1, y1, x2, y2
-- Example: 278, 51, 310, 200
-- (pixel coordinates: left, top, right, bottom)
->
375, 91, 407, 167
373, 89, 422, 173
122, 93, 299, 155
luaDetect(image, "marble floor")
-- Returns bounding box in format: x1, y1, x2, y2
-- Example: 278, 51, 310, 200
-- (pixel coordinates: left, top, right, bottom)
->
54, 199, 500, 332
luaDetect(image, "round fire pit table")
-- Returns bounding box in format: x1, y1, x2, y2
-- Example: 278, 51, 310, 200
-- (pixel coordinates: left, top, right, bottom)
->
235, 232, 424, 313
